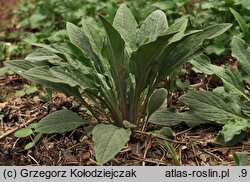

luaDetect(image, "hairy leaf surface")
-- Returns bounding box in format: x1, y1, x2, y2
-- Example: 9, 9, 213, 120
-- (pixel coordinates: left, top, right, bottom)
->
35, 110, 87, 134
147, 88, 168, 117
92, 124, 131, 165
137, 10, 168, 45
231, 36, 250, 83
113, 4, 138, 50
191, 54, 248, 100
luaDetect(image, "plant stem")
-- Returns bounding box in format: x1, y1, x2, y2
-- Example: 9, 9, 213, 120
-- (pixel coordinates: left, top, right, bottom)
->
99, 88, 123, 127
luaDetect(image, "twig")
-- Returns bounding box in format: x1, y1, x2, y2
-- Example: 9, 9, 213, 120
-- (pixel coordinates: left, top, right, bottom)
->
89, 158, 99, 165
142, 139, 152, 166
176, 128, 193, 136
189, 83, 203, 89
131, 156, 166, 165
191, 143, 200, 166
135, 130, 186, 145
0, 118, 36, 140
28, 154, 40, 165
0, 77, 23, 84
203, 149, 224, 163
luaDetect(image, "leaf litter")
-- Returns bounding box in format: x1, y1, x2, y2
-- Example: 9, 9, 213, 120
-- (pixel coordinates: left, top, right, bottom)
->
0, 1, 249, 166
0, 74, 249, 165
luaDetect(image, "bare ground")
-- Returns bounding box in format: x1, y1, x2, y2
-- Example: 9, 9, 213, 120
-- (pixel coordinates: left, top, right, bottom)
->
0, 0, 249, 166
0, 75, 249, 166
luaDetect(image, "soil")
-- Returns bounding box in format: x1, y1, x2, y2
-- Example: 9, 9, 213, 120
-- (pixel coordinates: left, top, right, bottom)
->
0, 0, 249, 166
0, 74, 249, 166
0, 0, 19, 31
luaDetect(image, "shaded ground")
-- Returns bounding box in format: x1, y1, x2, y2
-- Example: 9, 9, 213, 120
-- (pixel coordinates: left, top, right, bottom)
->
0, 0, 19, 31
0, 0, 249, 166
0, 78, 249, 166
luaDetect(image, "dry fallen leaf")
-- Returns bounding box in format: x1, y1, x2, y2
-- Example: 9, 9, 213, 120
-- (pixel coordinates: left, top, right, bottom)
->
0, 102, 7, 110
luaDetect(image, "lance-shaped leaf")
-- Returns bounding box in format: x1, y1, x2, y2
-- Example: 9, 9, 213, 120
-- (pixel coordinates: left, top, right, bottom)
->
25, 48, 58, 61
166, 18, 188, 43
81, 19, 104, 57
190, 54, 216, 75
148, 108, 208, 127
191, 54, 249, 101
99, 15, 129, 119
157, 23, 232, 81
81, 19, 110, 77
35, 110, 87, 134
231, 36, 250, 83
99, 15, 128, 79
67, 22, 99, 63
113, 4, 138, 50
50, 66, 99, 90
179, 91, 246, 125
131, 32, 177, 90
147, 88, 168, 117
137, 10, 168, 46
24, 66, 66, 84
66, 41, 95, 69
14, 123, 38, 138
20, 66, 83, 101
92, 124, 131, 165
5, 60, 38, 74
230, 8, 250, 38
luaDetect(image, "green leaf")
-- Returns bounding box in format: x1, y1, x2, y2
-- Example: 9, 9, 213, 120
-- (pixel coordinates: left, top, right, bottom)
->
191, 54, 249, 101
113, 4, 138, 50
232, 151, 249, 166
65, 40, 95, 70
159, 140, 181, 166
35, 110, 87, 134
175, 79, 190, 89
92, 124, 131, 165
20, 66, 84, 102
231, 36, 250, 83
5, 60, 37, 74
131, 32, 177, 90
99, 15, 128, 79
24, 133, 42, 150
167, 19, 188, 43
179, 91, 245, 125
148, 108, 184, 126
147, 88, 168, 117
137, 10, 168, 45
123, 120, 136, 128
237, 153, 249, 166
81, 19, 103, 57
190, 54, 216, 75
232, 150, 240, 166
148, 108, 208, 127
15, 90, 26, 97
218, 119, 249, 143
14, 128, 33, 138
66, 22, 99, 63
24, 66, 67, 84
157, 23, 232, 81
99, 14, 129, 122
50, 66, 98, 90
0, 67, 9, 77
24, 142, 35, 150
152, 127, 175, 139
25, 86, 38, 94
230, 8, 250, 38
25, 48, 58, 61
28, 13, 46, 29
